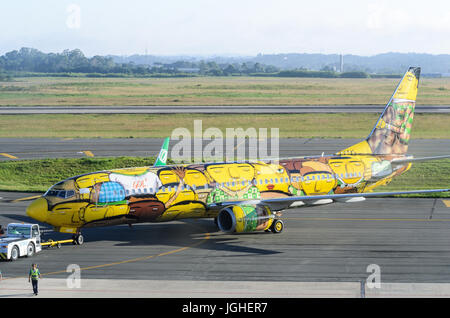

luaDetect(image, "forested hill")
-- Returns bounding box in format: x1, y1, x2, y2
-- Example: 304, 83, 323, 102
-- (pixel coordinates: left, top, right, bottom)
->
251, 53, 450, 74
0, 48, 278, 76
1, 48, 449, 76
112, 52, 450, 74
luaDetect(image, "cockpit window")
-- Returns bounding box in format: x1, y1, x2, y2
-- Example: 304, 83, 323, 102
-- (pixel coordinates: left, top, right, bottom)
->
45, 189, 75, 199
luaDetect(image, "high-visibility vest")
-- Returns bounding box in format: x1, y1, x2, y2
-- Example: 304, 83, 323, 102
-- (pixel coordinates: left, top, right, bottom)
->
30, 269, 39, 280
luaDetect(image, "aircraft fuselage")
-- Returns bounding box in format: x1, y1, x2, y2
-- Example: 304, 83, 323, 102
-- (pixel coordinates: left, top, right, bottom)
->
26, 152, 409, 234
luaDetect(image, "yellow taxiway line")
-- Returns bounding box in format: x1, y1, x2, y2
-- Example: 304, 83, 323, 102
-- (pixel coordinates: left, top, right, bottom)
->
11, 195, 42, 203
0, 153, 18, 159
39, 231, 211, 278
83, 151, 94, 157
443, 200, 450, 208
1, 227, 211, 281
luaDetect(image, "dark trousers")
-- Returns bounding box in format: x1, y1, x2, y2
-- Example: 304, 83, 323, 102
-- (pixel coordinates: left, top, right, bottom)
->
31, 279, 38, 294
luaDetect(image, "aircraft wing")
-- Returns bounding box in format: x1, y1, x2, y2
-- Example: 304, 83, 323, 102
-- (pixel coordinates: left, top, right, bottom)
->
391, 155, 450, 165
208, 188, 450, 212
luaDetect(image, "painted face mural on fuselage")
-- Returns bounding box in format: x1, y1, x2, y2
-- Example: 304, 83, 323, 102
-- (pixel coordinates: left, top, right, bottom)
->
40, 154, 409, 230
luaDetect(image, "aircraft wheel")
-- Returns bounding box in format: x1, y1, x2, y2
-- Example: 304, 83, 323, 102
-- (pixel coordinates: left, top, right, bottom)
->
75, 234, 84, 246
271, 219, 284, 234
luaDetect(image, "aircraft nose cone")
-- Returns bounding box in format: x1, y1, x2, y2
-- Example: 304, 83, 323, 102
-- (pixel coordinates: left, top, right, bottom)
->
26, 197, 48, 222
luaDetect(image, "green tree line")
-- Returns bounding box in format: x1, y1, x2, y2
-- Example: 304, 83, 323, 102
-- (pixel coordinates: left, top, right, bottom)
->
0, 48, 281, 77
0, 47, 373, 78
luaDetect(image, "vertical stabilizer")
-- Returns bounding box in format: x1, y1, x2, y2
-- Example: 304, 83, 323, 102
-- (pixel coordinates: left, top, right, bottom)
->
338, 67, 420, 156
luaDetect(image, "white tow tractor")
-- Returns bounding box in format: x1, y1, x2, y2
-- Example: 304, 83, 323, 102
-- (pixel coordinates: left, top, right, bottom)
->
0, 223, 74, 261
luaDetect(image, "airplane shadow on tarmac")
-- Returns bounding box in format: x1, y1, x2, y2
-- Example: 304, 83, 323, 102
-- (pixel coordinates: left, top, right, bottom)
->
81, 219, 282, 256
1, 214, 281, 256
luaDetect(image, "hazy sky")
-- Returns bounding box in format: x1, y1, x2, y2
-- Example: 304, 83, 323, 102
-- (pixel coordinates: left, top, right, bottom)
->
1, 0, 450, 56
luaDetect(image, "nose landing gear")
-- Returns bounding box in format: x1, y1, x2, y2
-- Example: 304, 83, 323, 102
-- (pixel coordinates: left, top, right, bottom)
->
72, 233, 84, 245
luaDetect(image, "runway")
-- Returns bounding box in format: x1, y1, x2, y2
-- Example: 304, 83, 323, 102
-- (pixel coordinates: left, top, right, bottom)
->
0, 105, 450, 114
1, 138, 450, 161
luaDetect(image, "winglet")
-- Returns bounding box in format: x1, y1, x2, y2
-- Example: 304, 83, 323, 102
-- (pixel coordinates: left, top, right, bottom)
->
153, 137, 170, 167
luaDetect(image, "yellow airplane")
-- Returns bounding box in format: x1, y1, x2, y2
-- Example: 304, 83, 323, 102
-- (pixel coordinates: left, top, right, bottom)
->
26, 67, 449, 244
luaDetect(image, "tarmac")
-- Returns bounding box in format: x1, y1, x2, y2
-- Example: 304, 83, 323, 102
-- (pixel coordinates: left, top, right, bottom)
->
4, 278, 450, 298
1, 193, 450, 298
0, 138, 450, 298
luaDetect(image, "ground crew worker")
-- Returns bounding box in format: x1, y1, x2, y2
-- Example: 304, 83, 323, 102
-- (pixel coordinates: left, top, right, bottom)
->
28, 263, 41, 296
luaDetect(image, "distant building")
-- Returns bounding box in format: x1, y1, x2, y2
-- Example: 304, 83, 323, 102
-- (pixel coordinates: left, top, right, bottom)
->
177, 67, 200, 73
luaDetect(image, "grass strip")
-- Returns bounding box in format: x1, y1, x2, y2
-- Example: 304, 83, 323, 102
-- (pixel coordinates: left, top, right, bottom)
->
0, 113, 448, 139
1, 76, 450, 106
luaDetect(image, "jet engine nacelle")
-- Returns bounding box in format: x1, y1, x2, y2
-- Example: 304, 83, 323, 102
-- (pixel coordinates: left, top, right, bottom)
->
217, 204, 274, 233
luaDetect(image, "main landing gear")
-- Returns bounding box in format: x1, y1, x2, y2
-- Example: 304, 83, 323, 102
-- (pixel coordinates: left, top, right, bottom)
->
213, 216, 285, 234
270, 219, 284, 233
